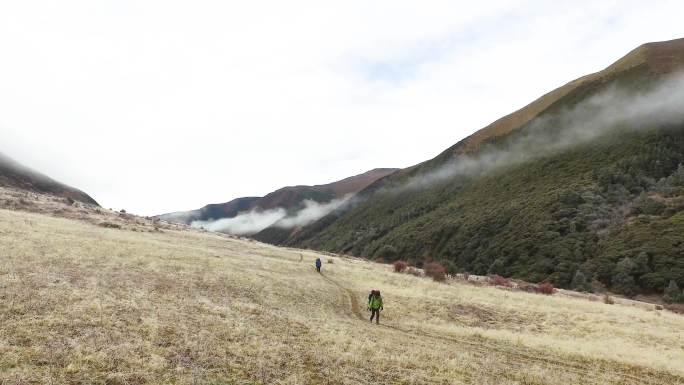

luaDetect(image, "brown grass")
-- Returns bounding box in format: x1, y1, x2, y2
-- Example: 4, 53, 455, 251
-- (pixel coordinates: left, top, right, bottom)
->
1, 192, 683, 384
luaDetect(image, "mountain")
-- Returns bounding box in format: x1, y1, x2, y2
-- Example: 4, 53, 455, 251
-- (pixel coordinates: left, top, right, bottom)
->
157, 196, 261, 225
0, 151, 98, 205
280, 38, 684, 297
156, 168, 398, 234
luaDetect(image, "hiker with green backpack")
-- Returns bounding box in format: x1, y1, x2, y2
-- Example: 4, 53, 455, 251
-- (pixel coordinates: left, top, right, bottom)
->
368, 290, 383, 324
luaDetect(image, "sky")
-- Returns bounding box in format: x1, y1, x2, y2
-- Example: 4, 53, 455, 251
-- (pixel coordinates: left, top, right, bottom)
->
1, 1, 683, 216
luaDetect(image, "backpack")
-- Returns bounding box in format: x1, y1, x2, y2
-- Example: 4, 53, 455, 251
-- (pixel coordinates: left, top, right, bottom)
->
368, 289, 380, 301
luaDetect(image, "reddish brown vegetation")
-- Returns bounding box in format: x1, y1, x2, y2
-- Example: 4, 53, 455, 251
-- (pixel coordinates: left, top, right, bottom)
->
424, 262, 447, 282
536, 282, 555, 295
489, 274, 511, 287
393, 260, 408, 273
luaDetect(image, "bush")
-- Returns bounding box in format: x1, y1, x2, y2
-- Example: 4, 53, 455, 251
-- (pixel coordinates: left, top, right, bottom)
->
424, 262, 447, 282
603, 294, 615, 305
634, 195, 666, 216
393, 260, 408, 273
488, 274, 511, 287
612, 257, 638, 297
571, 270, 591, 292
535, 282, 555, 295
99, 222, 121, 229
327, 259, 334, 264
663, 280, 682, 303
406, 267, 423, 277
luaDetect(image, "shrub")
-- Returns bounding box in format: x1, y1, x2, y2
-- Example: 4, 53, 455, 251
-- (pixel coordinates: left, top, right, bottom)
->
488, 274, 511, 287
663, 280, 682, 303
99, 222, 121, 229
571, 270, 591, 292
327, 259, 334, 264
393, 260, 408, 273
424, 262, 447, 282
612, 257, 640, 297
535, 282, 555, 295
406, 267, 423, 277
488, 258, 507, 276
634, 195, 666, 216
120, 209, 127, 214
603, 294, 615, 305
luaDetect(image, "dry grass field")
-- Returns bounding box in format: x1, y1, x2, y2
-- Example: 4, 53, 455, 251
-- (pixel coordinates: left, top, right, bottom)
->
1, 190, 684, 384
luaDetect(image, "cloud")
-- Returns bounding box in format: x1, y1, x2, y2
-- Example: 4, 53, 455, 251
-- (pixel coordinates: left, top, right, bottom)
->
1, 1, 684, 215
190, 197, 349, 235
192, 208, 286, 235
273, 198, 348, 229
398, 72, 684, 192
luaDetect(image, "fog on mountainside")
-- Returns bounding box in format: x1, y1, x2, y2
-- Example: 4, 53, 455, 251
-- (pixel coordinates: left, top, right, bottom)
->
397, 72, 684, 193
191, 197, 350, 235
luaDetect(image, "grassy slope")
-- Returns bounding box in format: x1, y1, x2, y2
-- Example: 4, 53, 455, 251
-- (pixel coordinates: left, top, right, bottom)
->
0, 152, 98, 206
1, 206, 684, 384
288, 63, 684, 294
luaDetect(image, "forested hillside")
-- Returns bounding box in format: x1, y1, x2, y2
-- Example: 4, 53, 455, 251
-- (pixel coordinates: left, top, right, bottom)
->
284, 39, 684, 297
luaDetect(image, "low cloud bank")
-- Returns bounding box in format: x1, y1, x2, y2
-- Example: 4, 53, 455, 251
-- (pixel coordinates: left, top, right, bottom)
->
192, 208, 286, 235
399, 72, 684, 192
273, 198, 348, 229
191, 197, 348, 235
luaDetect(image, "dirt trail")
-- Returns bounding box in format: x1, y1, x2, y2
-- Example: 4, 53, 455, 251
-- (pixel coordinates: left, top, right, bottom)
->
320, 273, 682, 385
320, 273, 364, 321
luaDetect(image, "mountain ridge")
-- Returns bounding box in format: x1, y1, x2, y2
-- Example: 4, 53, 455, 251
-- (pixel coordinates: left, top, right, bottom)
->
0, 151, 98, 205
156, 168, 398, 227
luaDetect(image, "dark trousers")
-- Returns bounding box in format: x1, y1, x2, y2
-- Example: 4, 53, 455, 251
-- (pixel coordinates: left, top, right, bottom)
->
316, 266, 321, 272
370, 309, 380, 324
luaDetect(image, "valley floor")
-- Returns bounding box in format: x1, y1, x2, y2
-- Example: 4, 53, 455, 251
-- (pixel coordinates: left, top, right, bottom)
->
1, 205, 684, 384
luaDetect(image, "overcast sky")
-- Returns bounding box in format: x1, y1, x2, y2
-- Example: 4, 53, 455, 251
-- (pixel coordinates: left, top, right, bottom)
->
1, 1, 683, 215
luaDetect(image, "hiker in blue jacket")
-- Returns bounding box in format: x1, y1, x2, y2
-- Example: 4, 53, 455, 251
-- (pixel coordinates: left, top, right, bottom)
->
315, 258, 322, 273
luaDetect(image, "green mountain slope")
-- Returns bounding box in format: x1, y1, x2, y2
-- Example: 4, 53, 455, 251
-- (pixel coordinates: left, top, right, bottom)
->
284, 38, 684, 297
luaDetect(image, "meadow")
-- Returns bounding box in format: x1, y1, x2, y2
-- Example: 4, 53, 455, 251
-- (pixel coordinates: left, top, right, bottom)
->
1, 195, 683, 384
